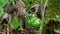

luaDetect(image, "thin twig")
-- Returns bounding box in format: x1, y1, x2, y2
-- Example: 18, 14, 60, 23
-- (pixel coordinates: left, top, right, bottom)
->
38, 0, 48, 34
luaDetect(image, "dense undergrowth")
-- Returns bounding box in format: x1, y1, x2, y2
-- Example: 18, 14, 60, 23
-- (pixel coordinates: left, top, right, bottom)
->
0, 0, 60, 34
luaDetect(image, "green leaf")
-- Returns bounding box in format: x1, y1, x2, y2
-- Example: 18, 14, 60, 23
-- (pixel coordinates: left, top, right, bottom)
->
11, 17, 20, 30
54, 15, 60, 22
0, 7, 5, 17
54, 30, 60, 33
0, 0, 9, 7
26, 14, 41, 28
45, 17, 50, 24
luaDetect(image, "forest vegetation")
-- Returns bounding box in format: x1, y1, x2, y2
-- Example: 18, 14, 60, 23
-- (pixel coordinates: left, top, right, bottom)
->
0, 0, 60, 34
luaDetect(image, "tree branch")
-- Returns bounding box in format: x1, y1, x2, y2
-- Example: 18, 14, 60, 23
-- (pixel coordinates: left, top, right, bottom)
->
38, 0, 48, 34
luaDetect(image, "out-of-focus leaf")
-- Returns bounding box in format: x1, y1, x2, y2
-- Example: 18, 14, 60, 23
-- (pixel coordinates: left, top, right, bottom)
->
45, 17, 50, 24
54, 15, 60, 22
0, 7, 5, 17
25, 14, 41, 28
54, 30, 60, 33
11, 17, 20, 30
0, 0, 9, 7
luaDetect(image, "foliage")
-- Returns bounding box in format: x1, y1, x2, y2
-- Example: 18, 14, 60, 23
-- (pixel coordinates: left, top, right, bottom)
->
44, 17, 50, 24
11, 17, 20, 30
46, 0, 60, 17
0, 0, 10, 18
54, 15, 60, 22
0, 0, 60, 31
54, 30, 60, 34
0, 0, 8, 7
0, 7, 4, 17
23, 0, 40, 12
25, 14, 41, 28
